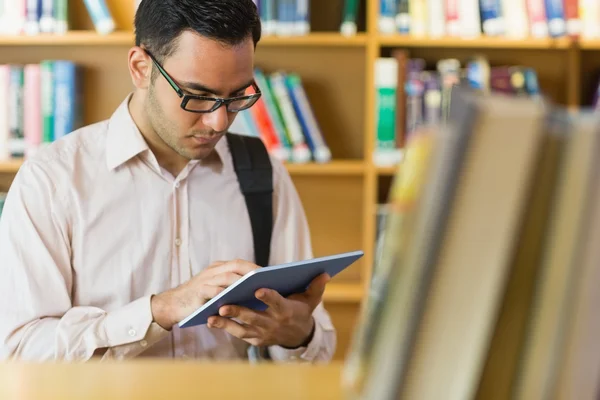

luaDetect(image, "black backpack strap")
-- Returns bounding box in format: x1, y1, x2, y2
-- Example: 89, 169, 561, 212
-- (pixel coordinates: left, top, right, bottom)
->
226, 133, 274, 267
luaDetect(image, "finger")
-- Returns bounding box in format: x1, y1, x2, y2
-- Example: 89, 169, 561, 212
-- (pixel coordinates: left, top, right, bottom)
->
200, 285, 226, 301
255, 288, 286, 315
206, 261, 228, 269
208, 259, 260, 278
208, 316, 259, 340
292, 273, 330, 310
206, 272, 245, 288
219, 305, 272, 329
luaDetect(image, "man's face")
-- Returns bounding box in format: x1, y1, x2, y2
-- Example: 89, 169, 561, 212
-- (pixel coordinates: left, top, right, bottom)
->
145, 32, 255, 161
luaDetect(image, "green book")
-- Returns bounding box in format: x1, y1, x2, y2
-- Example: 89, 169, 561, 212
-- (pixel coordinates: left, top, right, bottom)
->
41, 60, 54, 144
54, 0, 68, 34
340, 0, 360, 36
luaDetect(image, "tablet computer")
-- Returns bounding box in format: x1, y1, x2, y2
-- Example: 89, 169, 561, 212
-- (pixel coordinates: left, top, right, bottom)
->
178, 250, 364, 328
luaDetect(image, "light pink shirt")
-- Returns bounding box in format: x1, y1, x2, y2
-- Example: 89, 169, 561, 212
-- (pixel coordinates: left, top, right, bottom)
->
0, 95, 336, 362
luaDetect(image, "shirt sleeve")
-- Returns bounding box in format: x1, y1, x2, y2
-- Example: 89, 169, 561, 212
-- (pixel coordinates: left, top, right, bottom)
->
0, 161, 169, 362
265, 158, 337, 363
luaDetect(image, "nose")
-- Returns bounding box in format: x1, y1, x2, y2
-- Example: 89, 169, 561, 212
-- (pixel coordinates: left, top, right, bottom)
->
201, 104, 230, 133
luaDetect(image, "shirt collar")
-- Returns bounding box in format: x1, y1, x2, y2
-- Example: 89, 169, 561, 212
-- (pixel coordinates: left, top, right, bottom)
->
105, 93, 230, 172
105, 94, 151, 170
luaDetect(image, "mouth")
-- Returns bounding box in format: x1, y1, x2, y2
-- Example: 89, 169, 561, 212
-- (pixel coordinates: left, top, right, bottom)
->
190, 134, 221, 145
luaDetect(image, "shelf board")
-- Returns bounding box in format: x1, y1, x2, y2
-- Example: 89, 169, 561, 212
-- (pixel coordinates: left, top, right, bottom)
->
378, 35, 574, 49
0, 31, 135, 46
323, 282, 364, 303
0, 32, 367, 47
578, 39, 600, 49
259, 33, 367, 47
285, 160, 366, 176
376, 165, 399, 176
0, 159, 366, 176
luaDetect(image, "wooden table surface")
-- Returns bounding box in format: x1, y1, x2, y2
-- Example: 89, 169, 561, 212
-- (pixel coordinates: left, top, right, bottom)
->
0, 360, 345, 399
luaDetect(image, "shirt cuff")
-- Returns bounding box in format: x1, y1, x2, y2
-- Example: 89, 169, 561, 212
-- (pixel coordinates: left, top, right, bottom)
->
267, 318, 324, 362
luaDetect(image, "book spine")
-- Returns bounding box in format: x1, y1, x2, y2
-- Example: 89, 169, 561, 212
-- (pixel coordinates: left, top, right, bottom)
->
276, 0, 295, 36
40, 60, 54, 144
54, 0, 68, 34
502, 0, 530, 38
379, 0, 397, 33
409, 0, 428, 36
0, 65, 10, 160
82, 0, 116, 35
480, 0, 506, 36
423, 72, 442, 126
527, 0, 550, 37
396, 0, 411, 34
39, 0, 54, 33
392, 49, 408, 149
295, 0, 310, 35
374, 58, 400, 167
428, 0, 446, 37
545, 0, 567, 36
445, 0, 461, 36
459, 0, 482, 37
261, 0, 277, 35
265, 77, 294, 154
564, 0, 580, 36
24, 0, 41, 35
341, 0, 360, 36
254, 69, 292, 161
269, 71, 311, 163
24, 64, 42, 157
285, 73, 332, 163
8, 66, 25, 158
405, 59, 425, 145
247, 85, 286, 161
4, 0, 26, 35
53, 61, 82, 140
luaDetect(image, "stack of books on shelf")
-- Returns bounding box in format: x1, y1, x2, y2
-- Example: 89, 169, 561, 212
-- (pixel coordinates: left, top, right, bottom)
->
254, 0, 363, 36
0, 61, 83, 160
230, 68, 332, 164
345, 86, 600, 400
378, 0, 585, 39
373, 52, 541, 167
0, 0, 118, 36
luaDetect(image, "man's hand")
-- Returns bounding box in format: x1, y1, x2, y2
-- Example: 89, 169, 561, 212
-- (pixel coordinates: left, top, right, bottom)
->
150, 259, 260, 330
207, 273, 331, 349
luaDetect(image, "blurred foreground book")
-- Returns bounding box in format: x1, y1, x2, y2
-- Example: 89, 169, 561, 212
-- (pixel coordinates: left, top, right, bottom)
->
343, 87, 600, 400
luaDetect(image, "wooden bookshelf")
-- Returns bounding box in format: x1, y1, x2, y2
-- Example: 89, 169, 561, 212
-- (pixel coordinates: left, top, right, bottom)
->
0, 0, 594, 363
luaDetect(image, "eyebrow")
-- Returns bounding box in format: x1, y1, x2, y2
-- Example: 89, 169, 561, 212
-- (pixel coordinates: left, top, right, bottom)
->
179, 79, 255, 97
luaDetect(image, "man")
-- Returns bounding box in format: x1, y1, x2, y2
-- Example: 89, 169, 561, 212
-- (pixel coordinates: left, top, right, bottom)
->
0, 0, 336, 362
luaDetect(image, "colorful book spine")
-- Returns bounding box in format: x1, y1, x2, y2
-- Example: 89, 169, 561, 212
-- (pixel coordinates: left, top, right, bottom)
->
254, 69, 292, 161
54, 0, 68, 34
423, 72, 442, 126
409, 0, 428, 36
379, 0, 397, 33
285, 73, 332, 163
260, 0, 277, 35
396, 0, 411, 34
527, 0, 550, 37
247, 84, 287, 161
53, 61, 83, 140
445, 0, 460, 36
480, 0, 505, 36
564, 0, 580, 37
405, 59, 426, 142
269, 71, 312, 163
82, 0, 116, 35
374, 58, 401, 166
24, 64, 42, 158
0, 65, 9, 160
341, 0, 360, 36
295, 0, 310, 35
39, 0, 55, 33
24, 0, 41, 35
545, 0, 566, 36
8, 66, 25, 158
40, 60, 54, 144
276, 0, 295, 36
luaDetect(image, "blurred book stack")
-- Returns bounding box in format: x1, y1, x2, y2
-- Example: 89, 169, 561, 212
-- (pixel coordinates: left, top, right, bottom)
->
0, 0, 118, 36
254, 0, 363, 36
229, 68, 332, 164
378, 0, 585, 38
0, 61, 83, 160
344, 86, 600, 400
373, 52, 541, 167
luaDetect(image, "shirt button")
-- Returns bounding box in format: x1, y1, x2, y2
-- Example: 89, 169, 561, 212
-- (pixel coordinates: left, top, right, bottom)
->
174, 182, 180, 189
140, 340, 148, 348
128, 329, 136, 337
175, 238, 182, 246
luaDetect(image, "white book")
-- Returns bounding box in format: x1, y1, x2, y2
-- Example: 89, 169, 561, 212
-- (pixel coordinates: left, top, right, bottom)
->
24, 0, 41, 35
3, 0, 26, 35
502, 0, 529, 38
39, 0, 55, 33
459, 0, 482, 37
427, 0, 446, 37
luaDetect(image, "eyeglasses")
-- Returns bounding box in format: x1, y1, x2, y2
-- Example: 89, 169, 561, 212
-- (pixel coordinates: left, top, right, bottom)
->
144, 49, 262, 114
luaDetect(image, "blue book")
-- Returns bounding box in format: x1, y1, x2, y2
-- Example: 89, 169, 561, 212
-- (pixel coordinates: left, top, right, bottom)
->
544, 0, 566, 37
53, 61, 83, 140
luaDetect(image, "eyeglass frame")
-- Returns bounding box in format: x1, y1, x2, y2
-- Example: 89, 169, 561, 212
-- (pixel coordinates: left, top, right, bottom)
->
143, 49, 262, 114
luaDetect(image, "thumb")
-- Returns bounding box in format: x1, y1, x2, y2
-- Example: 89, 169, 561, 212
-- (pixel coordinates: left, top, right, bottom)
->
303, 273, 331, 309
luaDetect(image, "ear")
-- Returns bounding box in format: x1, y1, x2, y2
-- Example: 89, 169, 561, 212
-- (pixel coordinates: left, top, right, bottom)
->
128, 46, 152, 90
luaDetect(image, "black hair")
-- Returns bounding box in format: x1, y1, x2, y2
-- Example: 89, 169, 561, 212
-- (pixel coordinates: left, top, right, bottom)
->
134, 0, 262, 63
